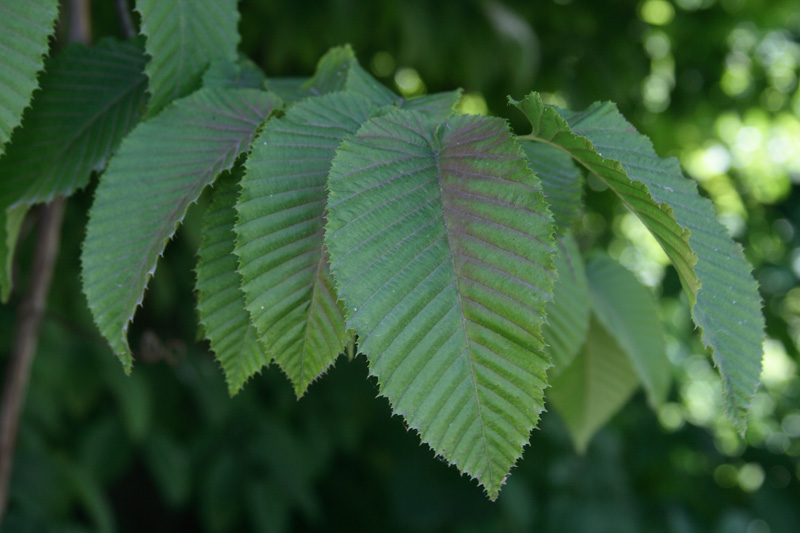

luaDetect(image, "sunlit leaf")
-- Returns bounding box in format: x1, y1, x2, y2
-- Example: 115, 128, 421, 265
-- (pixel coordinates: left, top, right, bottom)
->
82, 88, 281, 370
326, 110, 556, 499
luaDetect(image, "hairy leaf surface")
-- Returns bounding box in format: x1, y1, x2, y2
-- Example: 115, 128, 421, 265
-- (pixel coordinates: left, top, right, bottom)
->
548, 315, 640, 453
513, 92, 764, 430
326, 110, 556, 499
0, 0, 59, 156
587, 254, 670, 407
520, 142, 582, 232
542, 234, 589, 378
82, 88, 281, 370
197, 169, 270, 395
0, 38, 147, 301
136, 0, 239, 116
235, 92, 372, 396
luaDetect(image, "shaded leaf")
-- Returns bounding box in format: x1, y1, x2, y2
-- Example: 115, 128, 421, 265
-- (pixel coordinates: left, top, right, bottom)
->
0, 0, 59, 156
82, 88, 281, 370
326, 110, 556, 499
548, 315, 640, 453
512, 92, 764, 430
196, 169, 270, 395
235, 92, 373, 396
136, 0, 239, 116
542, 234, 589, 378
519, 142, 582, 233
0, 38, 148, 301
202, 57, 266, 90
399, 90, 463, 121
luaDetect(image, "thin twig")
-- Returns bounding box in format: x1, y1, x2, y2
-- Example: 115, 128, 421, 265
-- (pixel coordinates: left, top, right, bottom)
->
0, 199, 66, 523
114, 0, 135, 39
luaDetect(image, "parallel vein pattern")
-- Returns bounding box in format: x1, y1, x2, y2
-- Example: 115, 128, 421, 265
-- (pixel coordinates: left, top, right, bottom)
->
326, 110, 556, 499
0, 0, 59, 156
136, 0, 239, 116
564, 102, 763, 430
0, 38, 147, 301
541, 234, 589, 378
197, 170, 270, 395
520, 142, 583, 232
82, 88, 281, 370
235, 92, 372, 396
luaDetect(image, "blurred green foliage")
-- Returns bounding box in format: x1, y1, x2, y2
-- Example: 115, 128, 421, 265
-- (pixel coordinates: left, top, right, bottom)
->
2, 0, 800, 531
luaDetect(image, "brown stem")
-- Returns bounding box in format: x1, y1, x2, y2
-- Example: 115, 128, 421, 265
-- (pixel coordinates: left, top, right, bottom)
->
114, 0, 135, 39
0, 198, 66, 523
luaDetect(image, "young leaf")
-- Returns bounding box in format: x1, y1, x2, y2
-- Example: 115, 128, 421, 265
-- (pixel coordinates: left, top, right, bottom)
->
196, 169, 270, 395
519, 142, 583, 233
0, 38, 148, 301
235, 92, 373, 396
136, 0, 240, 116
82, 88, 281, 371
586, 254, 670, 407
325, 110, 556, 499
0, 0, 59, 157
547, 315, 640, 453
512, 92, 764, 431
542, 234, 589, 378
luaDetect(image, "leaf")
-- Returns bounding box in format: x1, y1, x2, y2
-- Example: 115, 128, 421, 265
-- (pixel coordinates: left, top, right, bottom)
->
0, 38, 148, 301
399, 90, 463, 121
196, 168, 270, 395
82, 88, 281, 370
136, 0, 240, 116
202, 57, 266, 90
548, 315, 640, 453
512, 92, 764, 430
325, 110, 556, 499
519, 142, 582, 233
0, 0, 59, 157
235, 92, 371, 396
542, 234, 589, 378
586, 254, 670, 407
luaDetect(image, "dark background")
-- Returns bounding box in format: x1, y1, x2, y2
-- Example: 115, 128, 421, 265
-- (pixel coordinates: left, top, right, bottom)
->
2, 0, 800, 531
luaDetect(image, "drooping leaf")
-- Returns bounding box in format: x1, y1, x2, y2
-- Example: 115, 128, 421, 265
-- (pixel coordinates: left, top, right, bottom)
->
136, 0, 239, 116
548, 315, 640, 453
512, 92, 764, 430
0, 38, 148, 301
542, 234, 589, 378
325, 110, 556, 499
202, 57, 266, 90
519, 142, 582, 233
235, 92, 372, 396
0, 0, 59, 156
196, 168, 270, 395
82, 88, 281, 370
586, 254, 670, 407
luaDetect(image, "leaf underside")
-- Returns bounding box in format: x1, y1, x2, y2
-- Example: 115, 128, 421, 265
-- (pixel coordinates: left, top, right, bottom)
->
512, 92, 764, 431
0, 38, 148, 301
548, 315, 640, 453
196, 169, 270, 395
587, 254, 670, 407
0, 0, 59, 157
326, 110, 556, 499
82, 88, 281, 370
519, 141, 583, 233
542, 234, 589, 378
235, 92, 373, 396
136, 0, 240, 116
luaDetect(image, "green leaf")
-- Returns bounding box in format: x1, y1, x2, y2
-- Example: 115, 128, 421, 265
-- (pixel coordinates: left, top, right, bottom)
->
196, 168, 270, 395
519, 142, 582, 233
0, 38, 148, 301
235, 92, 370, 396
542, 234, 589, 378
82, 88, 281, 371
202, 57, 266, 90
136, 0, 240, 116
399, 90, 463, 121
325, 110, 556, 499
512, 92, 764, 430
586, 254, 670, 407
548, 315, 640, 453
0, 0, 59, 156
